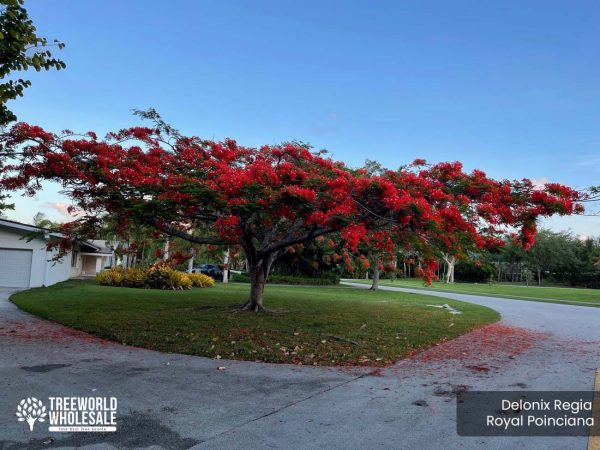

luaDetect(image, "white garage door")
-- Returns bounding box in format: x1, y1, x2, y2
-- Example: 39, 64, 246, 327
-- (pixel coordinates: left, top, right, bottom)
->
0, 248, 32, 287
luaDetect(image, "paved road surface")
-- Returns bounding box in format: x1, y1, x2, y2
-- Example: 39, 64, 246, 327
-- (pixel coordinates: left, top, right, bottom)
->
1, 285, 598, 449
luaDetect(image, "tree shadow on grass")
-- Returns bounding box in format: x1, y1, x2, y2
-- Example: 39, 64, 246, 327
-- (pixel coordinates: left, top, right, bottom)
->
186, 304, 290, 315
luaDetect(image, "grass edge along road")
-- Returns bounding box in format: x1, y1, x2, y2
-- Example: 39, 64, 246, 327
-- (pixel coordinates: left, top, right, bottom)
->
344, 279, 600, 307
11, 280, 498, 367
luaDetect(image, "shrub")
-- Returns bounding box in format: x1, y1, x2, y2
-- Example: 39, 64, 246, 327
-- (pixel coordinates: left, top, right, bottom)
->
145, 266, 192, 290
229, 272, 250, 283
188, 273, 215, 288
272, 274, 340, 285
120, 268, 147, 288
166, 269, 193, 290
454, 260, 494, 283
229, 273, 339, 285
96, 267, 124, 286
96, 266, 211, 290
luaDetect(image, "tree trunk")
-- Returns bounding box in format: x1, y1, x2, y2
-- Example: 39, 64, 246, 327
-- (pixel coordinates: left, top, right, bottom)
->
240, 252, 279, 312
370, 264, 380, 290
242, 263, 266, 312
519, 263, 523, 282
442, 254, 456, 284
163, 238, 170, 261
222, 247, 230, 284
248, 267, 265, 311
537, 268, 542, 286
187, 249, 195, 273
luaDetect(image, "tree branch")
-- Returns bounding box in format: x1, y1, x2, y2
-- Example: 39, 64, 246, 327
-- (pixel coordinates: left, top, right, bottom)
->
258, 226, 335, 257
192, 212, 220, 222
154, 222, 228, 245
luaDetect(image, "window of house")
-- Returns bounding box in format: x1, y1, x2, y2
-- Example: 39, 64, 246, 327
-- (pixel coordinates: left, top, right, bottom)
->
71, 250, 78, 267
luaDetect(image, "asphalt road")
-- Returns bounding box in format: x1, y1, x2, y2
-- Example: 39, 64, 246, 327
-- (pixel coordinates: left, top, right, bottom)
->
0, 285, 598, 450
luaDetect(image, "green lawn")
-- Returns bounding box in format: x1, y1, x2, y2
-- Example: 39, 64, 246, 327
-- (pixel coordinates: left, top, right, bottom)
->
346, 278, 600, 307
11, 280, 498, 367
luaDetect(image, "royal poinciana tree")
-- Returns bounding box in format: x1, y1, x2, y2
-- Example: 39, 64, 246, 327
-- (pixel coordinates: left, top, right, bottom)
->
0, 112, 583, 310
351, 158, 584, 288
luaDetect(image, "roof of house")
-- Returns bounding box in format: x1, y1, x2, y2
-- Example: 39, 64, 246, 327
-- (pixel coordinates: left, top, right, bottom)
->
0, 218, 111, 254
87, 239, 114, 253
0, 217, 61, 236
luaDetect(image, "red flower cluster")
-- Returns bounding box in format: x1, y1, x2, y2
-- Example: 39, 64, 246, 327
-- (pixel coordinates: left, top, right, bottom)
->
0, 118, 583, 289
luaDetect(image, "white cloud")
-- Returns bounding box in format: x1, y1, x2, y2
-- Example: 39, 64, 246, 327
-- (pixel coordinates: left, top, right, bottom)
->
531, 177, 548, 190
41, 202, 82, 218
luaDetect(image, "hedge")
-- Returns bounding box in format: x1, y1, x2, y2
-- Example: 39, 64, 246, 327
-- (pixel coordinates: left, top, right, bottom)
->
230, 273, 339, 285
97, 266, 215, 290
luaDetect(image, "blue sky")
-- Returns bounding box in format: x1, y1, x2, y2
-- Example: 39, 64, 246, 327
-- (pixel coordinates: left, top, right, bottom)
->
6, 0, 600, 235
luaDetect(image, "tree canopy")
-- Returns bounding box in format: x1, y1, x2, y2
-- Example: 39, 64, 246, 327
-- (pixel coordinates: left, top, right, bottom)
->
0, 0, 65, 125
0, 112, 583, 310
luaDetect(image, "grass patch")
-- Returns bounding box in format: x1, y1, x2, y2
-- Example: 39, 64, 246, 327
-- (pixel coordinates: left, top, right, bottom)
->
11, 280, 498, 367
347, 279, 600, 307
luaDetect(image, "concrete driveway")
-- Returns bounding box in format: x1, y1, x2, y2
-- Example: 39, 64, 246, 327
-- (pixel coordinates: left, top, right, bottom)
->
0, 285, 598, 450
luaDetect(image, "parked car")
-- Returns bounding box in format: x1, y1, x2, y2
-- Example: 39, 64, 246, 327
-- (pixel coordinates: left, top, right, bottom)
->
193, 264, 223, 281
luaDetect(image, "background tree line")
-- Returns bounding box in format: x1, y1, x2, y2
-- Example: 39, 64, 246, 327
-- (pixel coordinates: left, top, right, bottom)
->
270, 227, 600, 290
490, 230, 600, 288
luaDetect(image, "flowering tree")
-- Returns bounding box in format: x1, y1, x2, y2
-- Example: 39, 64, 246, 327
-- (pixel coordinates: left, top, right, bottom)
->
346, 158, 583, 288
347, 230, 397, 290
0, 113, 582, 311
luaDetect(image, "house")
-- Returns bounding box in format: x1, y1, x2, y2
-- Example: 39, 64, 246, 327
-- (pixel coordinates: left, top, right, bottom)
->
72, 239, 116, 278
0, 218, 115, 288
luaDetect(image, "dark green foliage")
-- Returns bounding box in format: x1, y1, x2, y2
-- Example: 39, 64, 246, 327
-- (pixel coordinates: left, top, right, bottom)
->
525, 231, 599, 287
230, 272, 340, 285
271, 239, 341, 279
454, 260, 494, 282
0, 0, 66, 125
489, 230, 600, 288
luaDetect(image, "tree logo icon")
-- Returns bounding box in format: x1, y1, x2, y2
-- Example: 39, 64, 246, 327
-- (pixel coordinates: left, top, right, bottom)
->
16, 398, 47, 431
